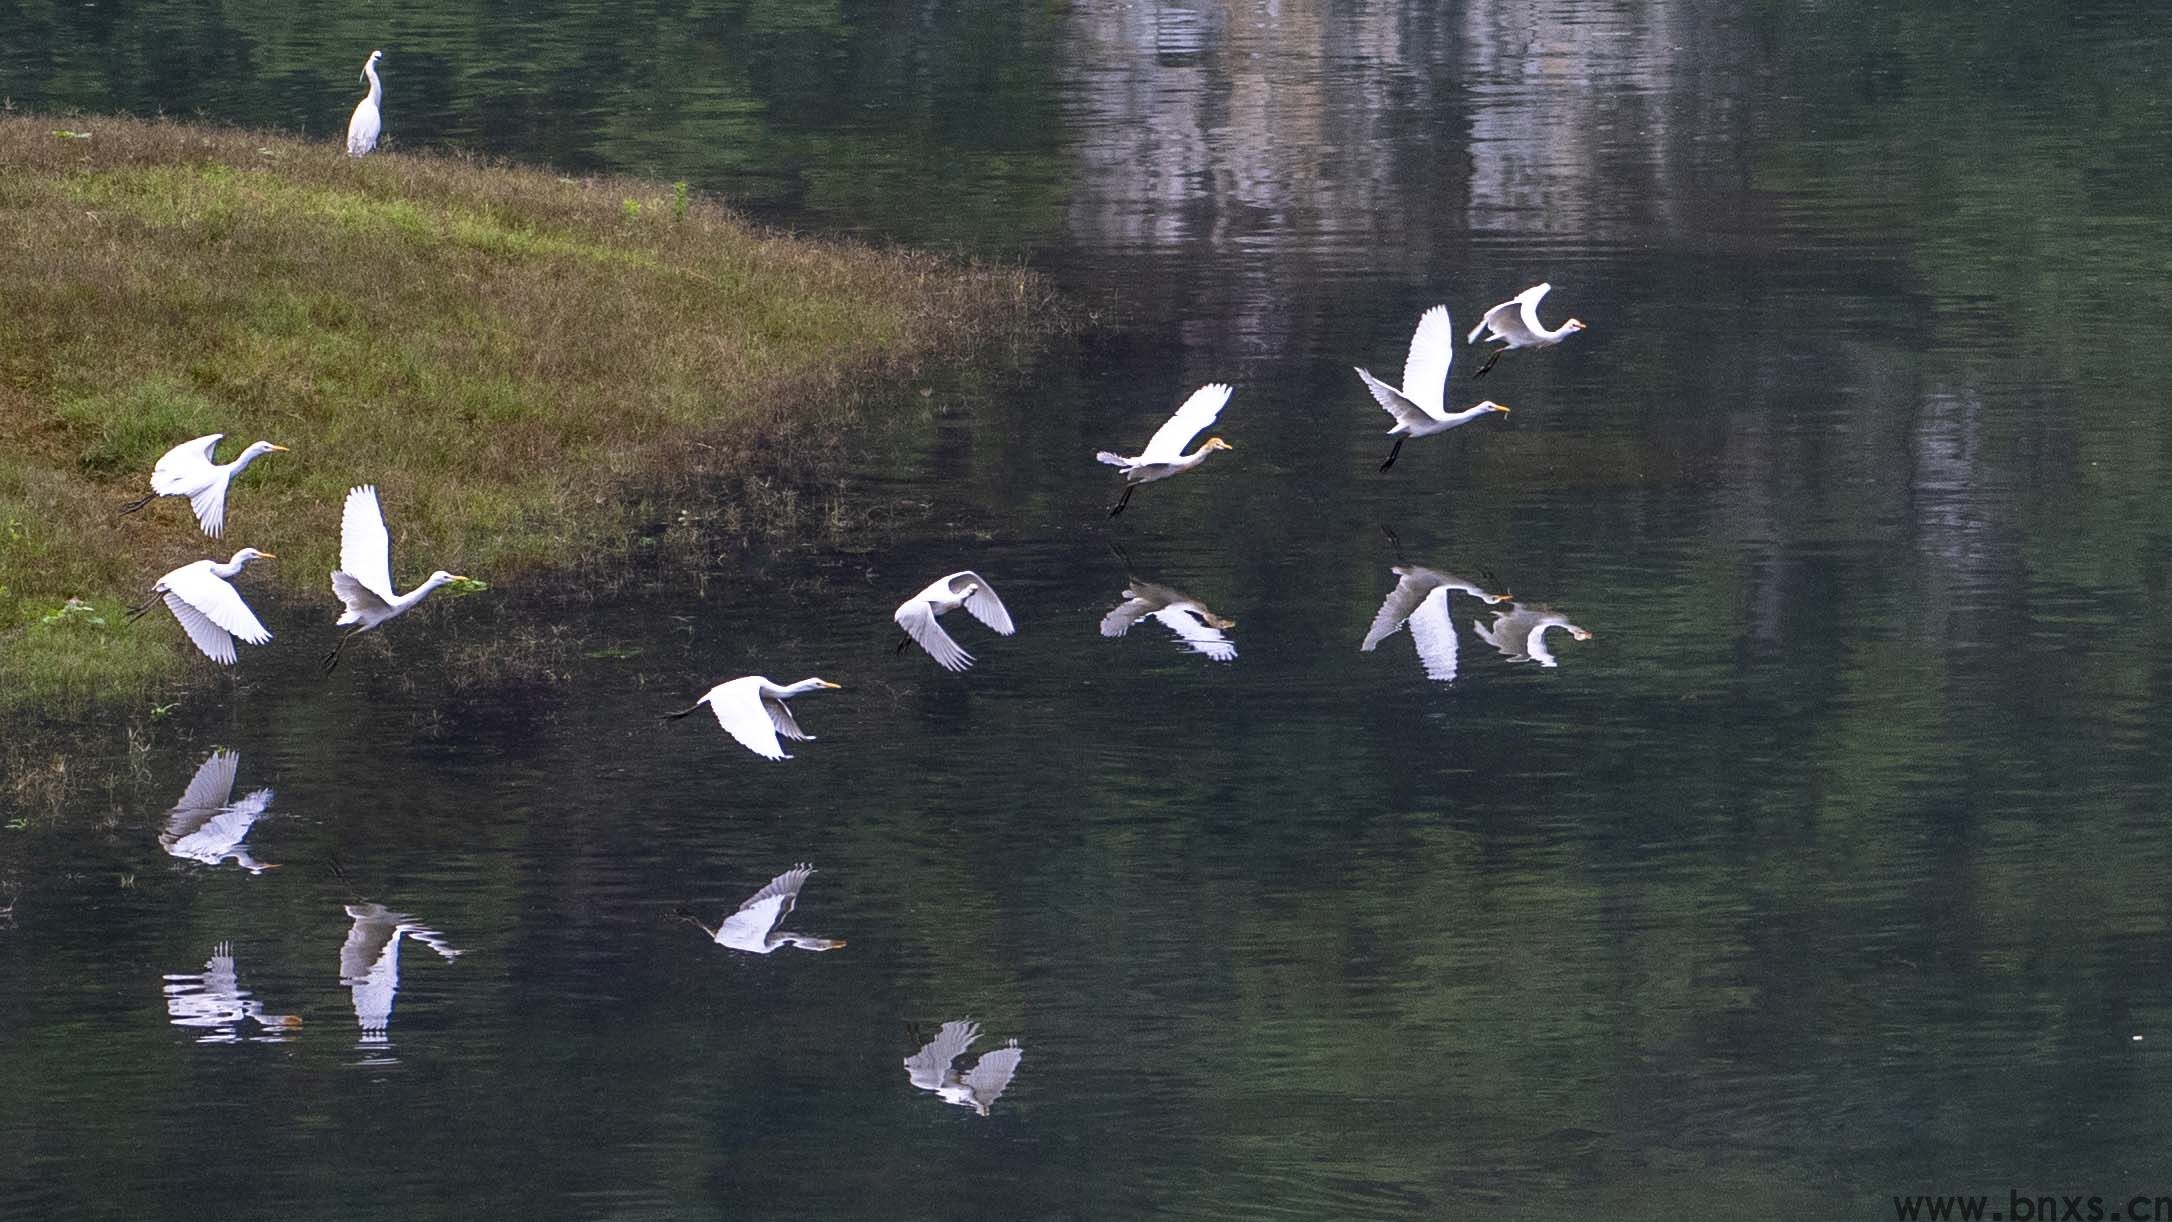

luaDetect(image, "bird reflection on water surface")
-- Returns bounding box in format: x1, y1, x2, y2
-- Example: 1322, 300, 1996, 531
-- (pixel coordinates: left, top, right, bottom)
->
904, 1020, 1024, 1117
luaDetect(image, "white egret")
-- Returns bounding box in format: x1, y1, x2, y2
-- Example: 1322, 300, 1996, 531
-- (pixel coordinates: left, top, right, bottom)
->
346, 50, 383, 158
162, 943, 302, 1043
325, 485, 470, 672
1474, 602, 1593, 668
1361, 565, 1514, 683
665, 675, 842, 761
159, 750, 278, 874
119, 433, 288, 538
340, 902, 461, 1044
905, 1019, 1024, 1116
689, 863, 845, 954
127, 548, 275, 666
1468, 283, 1586, 378
1354, 306, 1511, 470
894, 570, 1015, 672
1095, 382, 1235, 516
1101, 576, 1236, 662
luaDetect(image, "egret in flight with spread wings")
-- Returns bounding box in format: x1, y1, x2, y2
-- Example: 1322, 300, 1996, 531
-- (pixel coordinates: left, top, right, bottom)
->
1469, 283, 1586, 378
159, 749, 278, 874
340, 902, 461, 1044
119, 434, 288, 538
347, 50, 384, 157
1361, 564, 1514, 683
905, 1020, 1024, 1116
163, 943, 301, 1043
665, 675, 842, 761
894, 571, 1015, 672
1475, 602, 1594, 668
1096, 382, 1235, 516
1355, 306, 1511, 470
325, 485, 470, 672
127, 548, 275, 665
1101, 575, 1237, 662
689, 863, 846, 953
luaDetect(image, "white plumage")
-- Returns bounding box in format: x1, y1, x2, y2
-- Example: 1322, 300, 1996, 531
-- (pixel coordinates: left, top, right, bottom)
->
1100, 576, 1237, 662
324, 485, 469, 670
667, 675, 841, 761
894, 570, 1015, 672
1361, 565, 1513, 683
1474, 602, 1594, 668
130, 548, 275, 665
1095, 383, 1236, 515
160, 749, 278, 873
696, 863, 846, 953
347, 50, 384, 158
1467, 283, 1587, 377
904, 1019, 1024, 1116
128, 433, 287, 538
340, 902, 461, 1043
1353, 306, 1510, 469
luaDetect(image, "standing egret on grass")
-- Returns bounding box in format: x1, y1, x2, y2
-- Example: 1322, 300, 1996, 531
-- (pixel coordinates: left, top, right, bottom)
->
1354, 306, 1511, 470
1475, 602, 1593, 668
665, 675, 842, 761
688, 863, 845, 954
127, 548, 275, 665
119, 434, 288, 538
346, 50, 384, 158
1096, 383, 1235, 516
1468, 283, 1586, 378
905, 1020, 1024, 1116
324, 485, 470, 672
894, 571, 1015, 672
1361, 565, 1514, 683
159, 749, 278, 874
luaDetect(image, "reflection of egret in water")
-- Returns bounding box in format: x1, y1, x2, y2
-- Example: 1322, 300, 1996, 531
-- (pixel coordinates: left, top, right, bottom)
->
690, 862, 846, 954
162, 942, 301, 1043
340, 903, 462, 1044
904, 1020, 1023, 1116
1361, 563, 1514, 683
159, 750, 278, 874
1100, 551, 1237, 662
1474, 602, 1594, 668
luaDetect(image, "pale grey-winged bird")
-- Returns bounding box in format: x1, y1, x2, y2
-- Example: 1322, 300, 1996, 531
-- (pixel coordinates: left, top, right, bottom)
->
340, 903, 461, 1043
159, 749, 278, 873
1101, 576, 1236, 662
162, 942, 302, 1042
693, 862, 845, 954
894, 570, 1015, 672
1361, 565, 1514, 683
904, 1019, 1024, 1116
1474, 601, 1594, 668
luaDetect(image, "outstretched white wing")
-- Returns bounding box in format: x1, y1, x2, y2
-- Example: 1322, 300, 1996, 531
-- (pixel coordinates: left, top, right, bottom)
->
188, 480, 231, 539
1353, 366, 1440, 430
1468, 284, 1549, 345
905, 1019, 982, 1090
1152, 606, 1236, 662
1400, 306, 1456, 413
339, 486, 398, 602
763, 697, 811, 742
165, 565, 270, 643
948, 572, 1015, 636
1405, 586, 1460, 683
961, 1042, 1023, 1111
708, 681, 789, 759
716, 863, 812, 949
163, 592, 237, 664
175, 749, 241, 813
1139, 383, 1233, 462
1100, 595, 1156, 638
896, 599, 973, 672
150, 434, 222, 495
1515, 282, 1555, 338
1361, 570, 1436, 652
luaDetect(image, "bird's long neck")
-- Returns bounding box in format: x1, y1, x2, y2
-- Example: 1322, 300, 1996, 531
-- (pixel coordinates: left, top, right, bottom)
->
210, 553, 258, 579
395, 572, 453, 608
1443, 404, 1499, 427
363, 62, 382, 104
1175, 444, 1220, 467
223, 446, 270, 479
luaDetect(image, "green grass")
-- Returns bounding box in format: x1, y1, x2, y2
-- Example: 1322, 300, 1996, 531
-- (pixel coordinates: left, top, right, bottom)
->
0, 114, 1055, 712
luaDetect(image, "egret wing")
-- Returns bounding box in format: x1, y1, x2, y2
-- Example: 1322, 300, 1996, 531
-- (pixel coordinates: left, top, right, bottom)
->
1405, 586, 1461, 682
763, 697, 811, 742
1139, 383, 1233, 462
709, 685, 790, 759
1354, 366, 1438, 429
717, 895, 791, 949
340, 905, 397, 982
166, 567, 270, 644
962, 1042, 1023, 1108
949, 572, 1015, 636
739, 864, 813, 915
163, 592, 237, 665
1400, 306, 1456, 413
1152, 606, 1237, 662
1361, 571, 1435, 652
340, 486, 398, 602
188, 480, 231, 539
1469, 290, 1540, 345
906, 1019, 982, 1089
1100, 596, 1156, 639
175, 749, 241, 812
347, 104, 379, 157
895, 599, 974, 672
150, 434, 222, 494
1515, 282, 1555, 337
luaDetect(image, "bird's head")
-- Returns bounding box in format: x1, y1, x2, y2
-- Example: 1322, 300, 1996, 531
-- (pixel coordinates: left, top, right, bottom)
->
1568, 626, 1594, 641
231, 547, 276, 566
244, 441, 290, 459
1565, 318, 1588, 333
787, 936, 847, 951
791, 678, 843, 693
1481, 590, 1514, 604
424, 570, 466, 590
1205, 612, 1237, 631
1205, 437, 1234, 453
1479, 401, 1511, 415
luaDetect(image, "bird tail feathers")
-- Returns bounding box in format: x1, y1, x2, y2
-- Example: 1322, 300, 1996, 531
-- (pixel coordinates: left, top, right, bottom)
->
1095, 451, 1132, 469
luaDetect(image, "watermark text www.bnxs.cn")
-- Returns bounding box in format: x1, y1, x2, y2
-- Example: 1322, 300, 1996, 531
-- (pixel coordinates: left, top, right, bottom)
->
1893, 1192, 2172, 1221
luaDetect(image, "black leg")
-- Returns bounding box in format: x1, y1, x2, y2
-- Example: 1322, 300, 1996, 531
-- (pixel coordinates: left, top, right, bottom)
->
895, 636, 911, 654
1378, 437, 1406, 472
124, 595, 158, 622
1472, 347, 1506, 379
1108, 484, 1136, 518
118, 492, 156, 516
322, 630, 357, 675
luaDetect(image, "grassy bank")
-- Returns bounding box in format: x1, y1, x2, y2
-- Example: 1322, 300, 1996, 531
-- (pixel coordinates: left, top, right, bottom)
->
0, 115, 1053, 714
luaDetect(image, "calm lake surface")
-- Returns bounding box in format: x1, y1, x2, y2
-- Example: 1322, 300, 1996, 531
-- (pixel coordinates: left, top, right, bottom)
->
7, 1, 2172, 1217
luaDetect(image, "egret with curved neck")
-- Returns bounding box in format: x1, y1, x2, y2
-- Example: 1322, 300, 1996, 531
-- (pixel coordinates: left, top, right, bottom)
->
324, 485, 470, 672
120, 434, 288, 538
1468, 283, 1586, 378
347, 50, 384, 158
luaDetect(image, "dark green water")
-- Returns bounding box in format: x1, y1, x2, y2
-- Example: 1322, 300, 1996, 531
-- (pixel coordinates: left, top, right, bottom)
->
7, 1, 2172, 1217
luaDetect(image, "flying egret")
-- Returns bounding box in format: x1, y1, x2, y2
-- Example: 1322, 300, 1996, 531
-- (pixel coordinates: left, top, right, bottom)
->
689, 863, 845, 954
1101, 575, 1237, 662
340, 902, 461, 1045
119, 434, 288, 538
325, 485, 470, 672
665, 675, 842, 761
905, 1020, 1024, 1116
1468, 283, 1586, 378
894, 571, 1015, 672
1362, 565, 1514, 683
127, 548, 275, 666
346, 50, 383, 157
1095, 382, 1235, 516
1354, 306, 1511, 471
159, 750, 278, 874
1474, 602, 1593, 668
162, 943, 302, 1043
